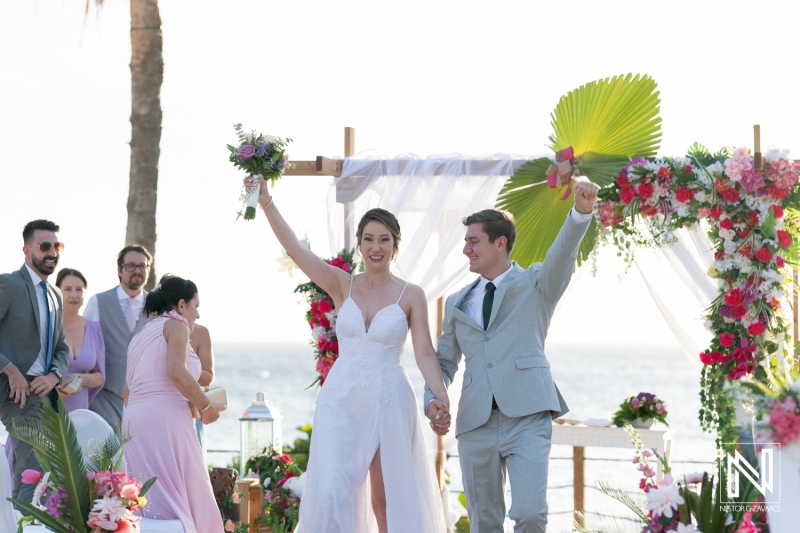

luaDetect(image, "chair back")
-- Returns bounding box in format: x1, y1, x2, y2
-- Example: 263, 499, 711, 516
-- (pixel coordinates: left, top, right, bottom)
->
67, 409, 125, 470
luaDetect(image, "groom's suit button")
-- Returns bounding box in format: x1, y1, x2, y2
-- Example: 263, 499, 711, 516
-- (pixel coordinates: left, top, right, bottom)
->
487, 363, 493, 368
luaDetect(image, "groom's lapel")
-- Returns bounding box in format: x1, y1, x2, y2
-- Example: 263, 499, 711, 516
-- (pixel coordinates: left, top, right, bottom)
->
452, 278, 481, 330
486, 264, 522, 330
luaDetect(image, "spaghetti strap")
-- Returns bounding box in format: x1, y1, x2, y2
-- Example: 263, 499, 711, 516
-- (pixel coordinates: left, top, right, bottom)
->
396, 282, 411, 304
348, 274, 354, 297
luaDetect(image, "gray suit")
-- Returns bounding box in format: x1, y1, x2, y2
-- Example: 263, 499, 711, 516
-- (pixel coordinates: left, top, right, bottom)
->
89, 288, 149, 427
425, 213, 589, 533
0, 265, 70, 503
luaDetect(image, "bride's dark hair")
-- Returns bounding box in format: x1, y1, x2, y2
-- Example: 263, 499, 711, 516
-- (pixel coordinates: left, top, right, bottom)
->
144, 275, 197, 317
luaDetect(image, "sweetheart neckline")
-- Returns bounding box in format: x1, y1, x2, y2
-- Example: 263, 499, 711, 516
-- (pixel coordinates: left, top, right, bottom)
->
345, 297, 404, 334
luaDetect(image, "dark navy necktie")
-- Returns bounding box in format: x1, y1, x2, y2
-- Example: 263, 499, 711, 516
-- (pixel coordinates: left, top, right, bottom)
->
482, 282, 496, 331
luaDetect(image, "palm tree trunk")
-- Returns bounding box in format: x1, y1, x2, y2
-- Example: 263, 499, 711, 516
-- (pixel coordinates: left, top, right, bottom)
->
127, 0, 162, 290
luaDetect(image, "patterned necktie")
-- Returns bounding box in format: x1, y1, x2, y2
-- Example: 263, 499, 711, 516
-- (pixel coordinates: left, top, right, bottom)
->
39, 281, 54, 372
482, 282, 496, 331
126, 297, 138, 333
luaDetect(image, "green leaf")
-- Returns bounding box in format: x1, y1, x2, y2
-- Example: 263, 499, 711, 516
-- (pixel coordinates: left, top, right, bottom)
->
11, 399, 90, 533
140, 476, 158, 497
6, 499, 72, 533
498, 73, 662, 266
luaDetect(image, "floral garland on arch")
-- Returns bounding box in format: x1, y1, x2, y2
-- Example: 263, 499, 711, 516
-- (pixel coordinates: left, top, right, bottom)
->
595, 145, 800, 451
294, 249, 358, 387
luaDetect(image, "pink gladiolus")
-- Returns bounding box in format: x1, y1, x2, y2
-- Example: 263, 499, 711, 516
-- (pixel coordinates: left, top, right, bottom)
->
21, 469, 42, 484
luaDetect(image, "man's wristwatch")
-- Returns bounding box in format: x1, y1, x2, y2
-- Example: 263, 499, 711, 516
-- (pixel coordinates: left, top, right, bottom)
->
50, 368, 63, 384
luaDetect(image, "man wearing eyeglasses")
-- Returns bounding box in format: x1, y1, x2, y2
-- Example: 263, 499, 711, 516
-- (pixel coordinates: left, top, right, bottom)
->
83, 244, 153, 427
0, 219, 70, 505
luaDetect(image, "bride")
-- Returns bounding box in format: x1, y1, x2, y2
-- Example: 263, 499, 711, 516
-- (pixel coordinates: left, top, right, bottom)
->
251, 177, 449, 533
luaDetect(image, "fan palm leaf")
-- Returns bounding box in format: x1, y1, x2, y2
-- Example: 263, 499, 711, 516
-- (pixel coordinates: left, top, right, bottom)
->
84, 425, 132, 473
497, 73, 661, 267
10, 400, 90, 532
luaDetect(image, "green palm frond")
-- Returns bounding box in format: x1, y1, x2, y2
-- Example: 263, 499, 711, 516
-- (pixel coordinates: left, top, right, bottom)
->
11, 400, 90, 532
498, 74, 661, 266
595, 480, 648, 520
11, 500, 72, 533
84, 426, 132, 473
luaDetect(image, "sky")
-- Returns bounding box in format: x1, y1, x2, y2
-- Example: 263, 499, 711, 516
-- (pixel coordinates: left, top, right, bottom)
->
1, 0, 799, 348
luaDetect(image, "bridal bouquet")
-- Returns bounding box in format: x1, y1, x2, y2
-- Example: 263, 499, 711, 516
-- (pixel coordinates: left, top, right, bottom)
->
227, 123, 293, 220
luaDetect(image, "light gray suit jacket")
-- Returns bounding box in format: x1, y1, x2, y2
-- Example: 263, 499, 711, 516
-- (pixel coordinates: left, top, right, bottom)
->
425, 213, 589, 437
0, 265, 70, 406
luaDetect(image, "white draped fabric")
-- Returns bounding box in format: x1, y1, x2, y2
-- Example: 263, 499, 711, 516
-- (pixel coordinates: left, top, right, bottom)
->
327, 151, 532, 302
634, 226, 716, 366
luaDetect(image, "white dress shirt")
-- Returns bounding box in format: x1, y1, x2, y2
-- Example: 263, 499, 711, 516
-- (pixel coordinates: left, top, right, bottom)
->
83, 285, 145, 323
24, 264, 50, 376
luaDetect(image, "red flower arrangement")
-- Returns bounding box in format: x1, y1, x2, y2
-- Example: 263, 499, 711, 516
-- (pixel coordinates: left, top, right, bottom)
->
294, 249, 357, 387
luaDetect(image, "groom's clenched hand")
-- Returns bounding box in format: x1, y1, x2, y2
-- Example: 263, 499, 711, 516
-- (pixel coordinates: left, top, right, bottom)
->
573, 177, 599, 215
427, 399, 451, 436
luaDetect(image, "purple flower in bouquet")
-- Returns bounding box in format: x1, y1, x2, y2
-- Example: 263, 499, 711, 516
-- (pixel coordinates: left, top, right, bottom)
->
238, 144, 256, 160
46, 485, 69, 518
254, 142, 269, 158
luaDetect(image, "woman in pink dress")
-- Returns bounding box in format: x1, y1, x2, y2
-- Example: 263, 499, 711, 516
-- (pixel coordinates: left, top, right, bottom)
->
122, 276, 225, 533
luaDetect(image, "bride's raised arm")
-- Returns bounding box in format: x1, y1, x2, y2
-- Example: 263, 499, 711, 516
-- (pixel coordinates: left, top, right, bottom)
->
252, 177, 350, 306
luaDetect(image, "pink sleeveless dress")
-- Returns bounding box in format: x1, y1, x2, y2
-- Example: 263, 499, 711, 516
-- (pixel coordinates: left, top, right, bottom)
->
123, 312, 223, 533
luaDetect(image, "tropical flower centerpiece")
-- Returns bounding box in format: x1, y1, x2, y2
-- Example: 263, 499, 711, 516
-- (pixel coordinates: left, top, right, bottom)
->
228, 123, 293, 220
10, 400, 156, 533
245, 447, 304, 533
612, 392, 668, 428
294, 248, 357, 387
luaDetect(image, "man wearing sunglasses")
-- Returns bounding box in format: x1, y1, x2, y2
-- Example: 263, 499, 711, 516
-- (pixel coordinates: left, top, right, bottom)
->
83, 244, 153, 427
0, 219, 70, 505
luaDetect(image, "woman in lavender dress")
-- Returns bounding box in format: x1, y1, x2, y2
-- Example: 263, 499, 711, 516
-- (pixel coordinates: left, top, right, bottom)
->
55, 269, 105, 411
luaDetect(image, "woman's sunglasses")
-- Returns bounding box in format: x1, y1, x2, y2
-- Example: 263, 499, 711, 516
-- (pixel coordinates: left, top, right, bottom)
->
31, 242, 65, 253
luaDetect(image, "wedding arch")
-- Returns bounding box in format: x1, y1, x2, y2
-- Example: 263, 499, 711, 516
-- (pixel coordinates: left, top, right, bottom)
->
284, 75, 800, 479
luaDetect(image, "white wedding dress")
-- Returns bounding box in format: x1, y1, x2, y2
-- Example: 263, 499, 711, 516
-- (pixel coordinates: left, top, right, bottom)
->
295, 281, 446, 533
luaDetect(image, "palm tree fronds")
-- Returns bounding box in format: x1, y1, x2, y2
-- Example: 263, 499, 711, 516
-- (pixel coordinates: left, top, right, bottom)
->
595, 479, 648, 520
499, 74, 662, 266
84, 426, 132, 473
11, 400, 90, 530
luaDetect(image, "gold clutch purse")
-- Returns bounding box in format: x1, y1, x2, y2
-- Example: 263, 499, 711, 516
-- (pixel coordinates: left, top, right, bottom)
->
193, 386, 228, 418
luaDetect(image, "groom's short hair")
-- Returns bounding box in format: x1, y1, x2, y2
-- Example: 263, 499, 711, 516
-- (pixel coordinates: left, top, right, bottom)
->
462, 209, 516, 254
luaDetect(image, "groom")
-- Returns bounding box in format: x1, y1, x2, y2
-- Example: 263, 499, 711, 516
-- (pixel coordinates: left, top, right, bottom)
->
425, 179, 598, 532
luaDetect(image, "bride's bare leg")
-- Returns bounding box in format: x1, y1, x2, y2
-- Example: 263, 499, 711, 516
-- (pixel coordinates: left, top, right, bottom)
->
369, 447, 388, 533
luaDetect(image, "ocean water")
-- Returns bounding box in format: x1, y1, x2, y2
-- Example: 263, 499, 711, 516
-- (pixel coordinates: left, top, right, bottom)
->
0, 342, 717, 532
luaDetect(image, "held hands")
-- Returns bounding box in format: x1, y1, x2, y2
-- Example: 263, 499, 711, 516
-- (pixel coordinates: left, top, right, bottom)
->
426, 398, 451, 436
573, 178, 600, 215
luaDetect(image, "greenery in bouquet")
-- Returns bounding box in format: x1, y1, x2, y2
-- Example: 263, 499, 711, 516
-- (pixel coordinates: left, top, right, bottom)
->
294, 248, 359, 387
245, 446, 303, 533
228, 123, 293, 220
612, 392, 669, 427
282, 424, 312, 472
10, 399, 155, 533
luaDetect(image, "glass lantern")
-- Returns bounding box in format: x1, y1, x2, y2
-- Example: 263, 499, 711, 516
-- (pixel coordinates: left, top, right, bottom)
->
239, 392, 283, 477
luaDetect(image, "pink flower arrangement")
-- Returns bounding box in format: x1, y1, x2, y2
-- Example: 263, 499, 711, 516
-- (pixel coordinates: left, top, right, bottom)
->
767, 395, 800, 446
595, 146, 800, 448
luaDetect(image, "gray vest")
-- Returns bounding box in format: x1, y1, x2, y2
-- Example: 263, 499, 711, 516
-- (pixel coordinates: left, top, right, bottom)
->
89, 287, 150, 426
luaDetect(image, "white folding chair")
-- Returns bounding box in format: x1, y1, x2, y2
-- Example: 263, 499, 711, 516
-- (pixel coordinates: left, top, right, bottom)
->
66, 411, 184, 532
1, 437, 50, 532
